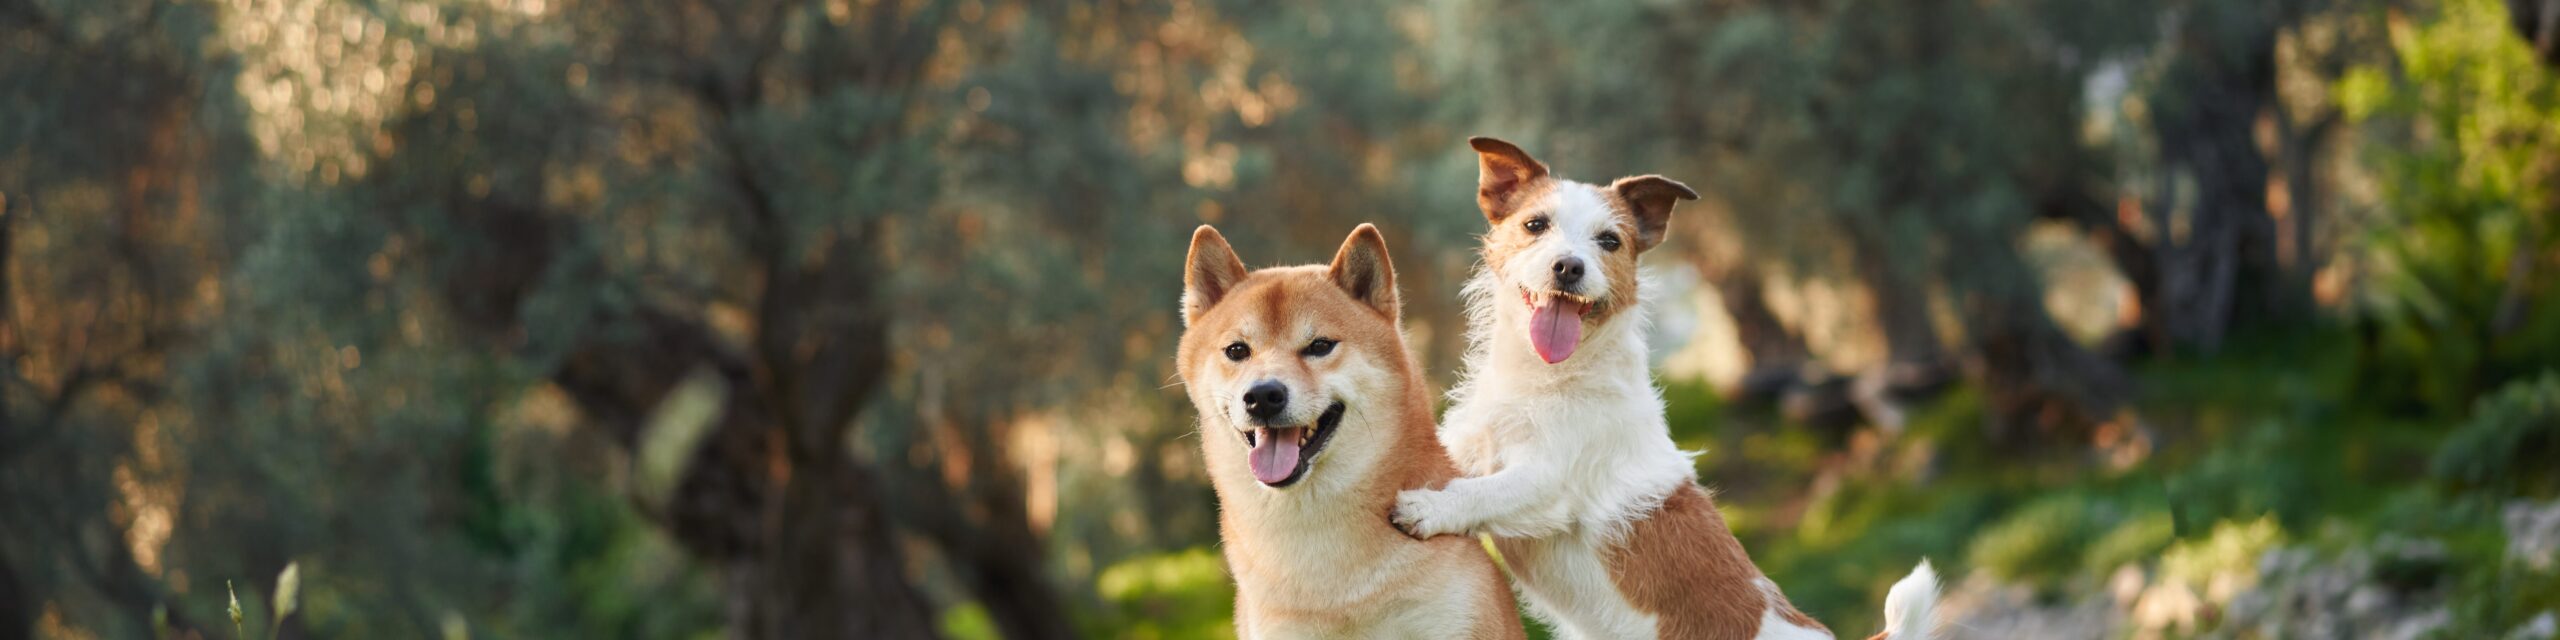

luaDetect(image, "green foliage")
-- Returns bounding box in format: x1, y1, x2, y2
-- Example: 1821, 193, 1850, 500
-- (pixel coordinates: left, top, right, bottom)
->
2084, 510, 2179, 575
1676, 0, 2136, 284
2433, 371, 2560, 495
1736, 389, 2004, 631
2166, 420, 2331, 529
2142, 335, 2441, 532
1085, 547, 1236, 640
490, 487, 725, 639
1968, 497, 2101, 586
2341, 0, 2560, 412
2436, 557, 2560, 638
2157, 516, 2286, 597
939, 604, 999, 640
1752, 478, 1994, 633
1660, 377, 1728, 450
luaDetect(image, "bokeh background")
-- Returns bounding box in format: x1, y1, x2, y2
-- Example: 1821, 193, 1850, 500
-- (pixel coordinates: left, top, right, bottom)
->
5, 0, 2560, 637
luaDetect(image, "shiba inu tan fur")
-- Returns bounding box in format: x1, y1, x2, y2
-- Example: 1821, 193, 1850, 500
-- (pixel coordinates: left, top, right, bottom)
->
1392, 138, 1940, 640
1178, 224, 1526, 639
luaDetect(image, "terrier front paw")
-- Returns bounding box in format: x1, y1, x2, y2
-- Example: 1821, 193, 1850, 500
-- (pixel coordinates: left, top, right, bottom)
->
1391, 489, 1463, 540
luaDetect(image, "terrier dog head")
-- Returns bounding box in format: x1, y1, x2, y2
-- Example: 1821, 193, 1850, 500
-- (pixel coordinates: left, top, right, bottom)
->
1467, 137, 1696, 364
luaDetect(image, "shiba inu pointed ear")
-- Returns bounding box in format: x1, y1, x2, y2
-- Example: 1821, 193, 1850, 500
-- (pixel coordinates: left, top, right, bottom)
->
1184, 225, 1249, 326
1611, 175, 1698, 253
1329, 223, 1399, 321
1470, 137, 1549, 224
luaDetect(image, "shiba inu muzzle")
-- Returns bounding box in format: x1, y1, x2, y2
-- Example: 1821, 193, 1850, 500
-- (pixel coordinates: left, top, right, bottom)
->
1239, 399, 1346, 487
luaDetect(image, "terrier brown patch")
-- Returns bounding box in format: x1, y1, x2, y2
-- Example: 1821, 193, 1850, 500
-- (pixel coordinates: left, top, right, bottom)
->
1607, 485, 1830, 639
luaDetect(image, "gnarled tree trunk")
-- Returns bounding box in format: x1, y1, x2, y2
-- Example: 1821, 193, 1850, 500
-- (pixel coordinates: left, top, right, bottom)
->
435, 191, 940, 638
1962, 244, 2134, 444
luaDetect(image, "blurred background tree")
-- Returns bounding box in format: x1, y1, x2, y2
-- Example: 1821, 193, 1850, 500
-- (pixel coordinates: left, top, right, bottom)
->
2, 0, 2555, 637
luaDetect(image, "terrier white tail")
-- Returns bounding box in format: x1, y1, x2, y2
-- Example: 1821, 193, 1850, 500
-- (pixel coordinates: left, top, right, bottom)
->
1877, 559, 1940, 640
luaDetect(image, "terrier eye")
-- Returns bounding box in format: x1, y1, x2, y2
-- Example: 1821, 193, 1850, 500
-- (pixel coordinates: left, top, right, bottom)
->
1303, 338, 1338, 357
1598, 232, 1623, 252
1524, 217, 1550, 234
1224, 342, 1251, 361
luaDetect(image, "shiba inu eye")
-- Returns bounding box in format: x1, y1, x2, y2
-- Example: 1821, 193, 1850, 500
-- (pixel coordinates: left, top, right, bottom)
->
1597, 231, 1622, 252
1225, 342, 1252, 361
1302, 338, 1337, 357
1524, 217, 1550, 234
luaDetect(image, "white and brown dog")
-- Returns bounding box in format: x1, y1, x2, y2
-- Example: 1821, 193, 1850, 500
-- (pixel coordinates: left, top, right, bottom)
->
1178, 224, 1527, 639
1391, 138, 1940, 640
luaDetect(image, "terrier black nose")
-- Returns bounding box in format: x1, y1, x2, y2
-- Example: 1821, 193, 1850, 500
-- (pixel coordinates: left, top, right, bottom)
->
1552, 257, 1587, 288
1242, 381, 1289, 420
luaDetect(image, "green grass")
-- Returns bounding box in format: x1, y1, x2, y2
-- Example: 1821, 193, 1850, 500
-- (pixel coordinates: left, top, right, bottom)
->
1078, 547, 1238, 640
1714, 330, 2558, 634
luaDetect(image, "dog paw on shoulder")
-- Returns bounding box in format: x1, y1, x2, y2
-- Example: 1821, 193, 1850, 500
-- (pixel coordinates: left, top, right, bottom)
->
1387, 506, 1429, 541
1390, 489, 1465, 540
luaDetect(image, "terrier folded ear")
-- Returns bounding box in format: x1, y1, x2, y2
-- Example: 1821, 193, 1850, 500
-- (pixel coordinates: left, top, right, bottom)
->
1328, 223, 1399, 322
1610, 175, 1699, 253
1184, 225, 1249, 326
1470, 137, 1551, 224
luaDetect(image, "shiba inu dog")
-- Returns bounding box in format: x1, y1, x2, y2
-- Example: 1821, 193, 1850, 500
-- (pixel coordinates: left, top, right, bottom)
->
1391, 138, 1941, 640
1177, 224, 1527, 639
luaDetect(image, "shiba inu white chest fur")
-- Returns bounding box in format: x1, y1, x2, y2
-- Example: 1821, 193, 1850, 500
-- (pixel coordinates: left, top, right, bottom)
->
1394, 138, 1939, 640
1177, 224, 1525, 640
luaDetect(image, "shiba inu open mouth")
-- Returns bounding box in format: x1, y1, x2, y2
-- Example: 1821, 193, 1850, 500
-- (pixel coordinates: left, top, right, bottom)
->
1239, 401, 1347, 487
1519, 287, 1597, 364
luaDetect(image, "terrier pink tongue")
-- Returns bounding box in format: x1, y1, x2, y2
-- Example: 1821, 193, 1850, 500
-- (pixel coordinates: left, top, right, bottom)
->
1249, 428, 1303, 484
1530, 300, 1585, 364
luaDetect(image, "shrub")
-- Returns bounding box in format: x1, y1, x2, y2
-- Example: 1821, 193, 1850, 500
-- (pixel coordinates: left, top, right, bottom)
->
2339, 0, 2560, 413
1968, 496, 2103, 587
2432, 372, 2560, 496
2084, 510, 2178, 575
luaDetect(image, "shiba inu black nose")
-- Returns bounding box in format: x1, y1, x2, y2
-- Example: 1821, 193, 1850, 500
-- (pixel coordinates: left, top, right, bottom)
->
1552, 257, 1586, 289
1243, 381, 1289, 420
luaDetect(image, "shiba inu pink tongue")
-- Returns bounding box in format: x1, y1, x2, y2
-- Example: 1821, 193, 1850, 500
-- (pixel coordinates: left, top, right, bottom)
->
1530, 299, 1585, 363
1249, 427, 1304, 484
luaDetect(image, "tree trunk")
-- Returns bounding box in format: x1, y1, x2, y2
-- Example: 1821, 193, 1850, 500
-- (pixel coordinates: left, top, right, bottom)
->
1962, 244, 2133, 443
732, 445, 938, 639
0, 551, 27, 640
1852, 235, 1947, 366
1968, 301, 2132, 443
402, 43, 1079, 634
2278, 109, 2338, 311
440, 198, 943, 639
885, 415, 1079, 640
2146, 3, 2300, 354
2513, 0, 2560, 66
555, 295, 940, 640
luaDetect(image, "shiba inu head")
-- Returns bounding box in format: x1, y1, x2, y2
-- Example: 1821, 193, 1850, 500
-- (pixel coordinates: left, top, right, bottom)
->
1177, 224, 1417, 493
1467, 137, 1696, 364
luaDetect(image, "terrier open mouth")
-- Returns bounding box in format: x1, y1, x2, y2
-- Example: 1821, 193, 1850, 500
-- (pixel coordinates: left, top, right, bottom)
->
1239, 401, 1346, 488
1520, 287, 1596, 364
